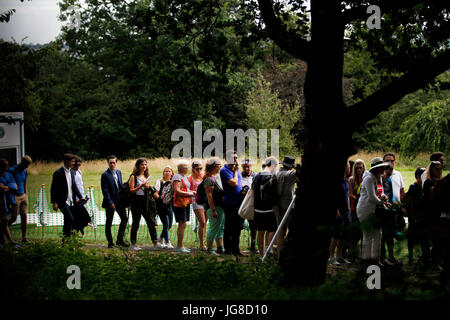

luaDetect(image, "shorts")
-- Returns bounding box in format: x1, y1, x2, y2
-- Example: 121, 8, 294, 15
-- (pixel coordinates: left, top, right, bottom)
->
253, 210, 277, 232
173, 205, 191, 223
192, 203, 204, 211
11, 193, 28, 222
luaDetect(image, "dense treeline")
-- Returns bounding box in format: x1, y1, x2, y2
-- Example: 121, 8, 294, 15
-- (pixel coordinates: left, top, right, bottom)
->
1, 0, 448, 161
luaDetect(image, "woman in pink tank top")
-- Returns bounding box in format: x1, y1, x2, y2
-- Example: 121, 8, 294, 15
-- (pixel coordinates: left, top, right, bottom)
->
188, 160, 208, 250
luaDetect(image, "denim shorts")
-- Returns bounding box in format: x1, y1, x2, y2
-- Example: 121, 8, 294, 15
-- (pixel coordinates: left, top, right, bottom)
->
173, 205, 191, 223
192, 203, 204, 211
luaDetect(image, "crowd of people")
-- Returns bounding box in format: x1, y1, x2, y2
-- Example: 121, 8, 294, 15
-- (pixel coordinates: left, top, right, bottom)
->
331, 152, 449, 279
1, 151, 449, 277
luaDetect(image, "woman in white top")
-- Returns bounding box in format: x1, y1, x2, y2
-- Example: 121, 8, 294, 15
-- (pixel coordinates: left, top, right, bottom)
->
154, 166, 175, 248
357, 157, 390, 267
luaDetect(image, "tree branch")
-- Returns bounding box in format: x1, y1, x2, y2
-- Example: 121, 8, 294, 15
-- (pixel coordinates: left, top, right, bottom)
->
347, 49, 450, 129
341, 0, 428, 26
257, 0, 311, 62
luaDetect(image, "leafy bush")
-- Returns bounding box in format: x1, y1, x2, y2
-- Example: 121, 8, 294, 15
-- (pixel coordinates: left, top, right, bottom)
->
1, 238, 450, 300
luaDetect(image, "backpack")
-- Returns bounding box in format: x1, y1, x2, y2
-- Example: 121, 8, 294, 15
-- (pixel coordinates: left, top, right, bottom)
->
259, 174, 277, 205
118, 175, 135, 208
160, 180, 173, 205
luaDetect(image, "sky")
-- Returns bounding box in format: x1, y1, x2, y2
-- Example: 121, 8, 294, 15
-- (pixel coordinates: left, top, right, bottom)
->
0, 0, 63, 44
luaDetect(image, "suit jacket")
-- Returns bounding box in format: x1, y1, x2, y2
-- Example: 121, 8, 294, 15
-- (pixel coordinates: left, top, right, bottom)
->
50, 167, 83, 207
101, 168, 123, 208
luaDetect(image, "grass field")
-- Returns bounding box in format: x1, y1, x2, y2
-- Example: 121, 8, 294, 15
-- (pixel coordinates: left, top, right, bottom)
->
25, 152, 449, 191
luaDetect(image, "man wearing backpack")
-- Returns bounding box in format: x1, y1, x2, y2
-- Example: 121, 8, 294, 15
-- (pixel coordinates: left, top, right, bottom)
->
101, 155, 129, 248
252, 157, 279, 258
220, 150, 244, 256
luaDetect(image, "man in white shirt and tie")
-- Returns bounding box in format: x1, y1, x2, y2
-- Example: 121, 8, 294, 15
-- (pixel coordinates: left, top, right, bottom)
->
50, 154, 84, 240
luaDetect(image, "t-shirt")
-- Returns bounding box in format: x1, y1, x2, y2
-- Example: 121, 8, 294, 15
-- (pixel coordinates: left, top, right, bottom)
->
382, 177, 394, 203
188, 175, 202, 204
172, 173, 191, 190
0, 171, 17, 209
220, 165, 242, 205
202, 176, 224, 211
241, 171, 256, 189
8, 165, 28, 195
390, 169, 404, 202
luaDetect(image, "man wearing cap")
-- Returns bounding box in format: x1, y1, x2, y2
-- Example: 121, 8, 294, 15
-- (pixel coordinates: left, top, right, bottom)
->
275, 156, 297, 248
241, 159, 257, 252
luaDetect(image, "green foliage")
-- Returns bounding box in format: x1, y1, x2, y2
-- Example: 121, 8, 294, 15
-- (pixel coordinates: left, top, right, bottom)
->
53, 0, 265, 159
246, 74, 300, 158
2, 240, 449, 299
0, 40, 42, 133
346, 47, 450, 154
397, 97, 450, 157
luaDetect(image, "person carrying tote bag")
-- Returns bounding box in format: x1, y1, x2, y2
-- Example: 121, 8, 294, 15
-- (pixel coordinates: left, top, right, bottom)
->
239, 188, 255, 220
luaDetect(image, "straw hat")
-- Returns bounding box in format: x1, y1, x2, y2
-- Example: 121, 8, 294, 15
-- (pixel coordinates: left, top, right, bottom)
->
369, 157, 389, 172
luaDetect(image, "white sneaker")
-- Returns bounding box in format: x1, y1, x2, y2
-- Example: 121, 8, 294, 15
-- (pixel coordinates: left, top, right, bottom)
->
328, 257, 341, 265
166, 242, 174, 249
131, 245, 142, 251
155, 243, 165, 249
157, 237, 163, 244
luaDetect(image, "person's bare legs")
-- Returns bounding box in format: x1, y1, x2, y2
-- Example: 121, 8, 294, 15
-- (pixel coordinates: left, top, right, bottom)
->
257, 231, 265, 257
20, 212, 27, 242
194, 208, 206, 249
329, 238, 338, 258
276, 228, 287, 248
177, 221, 187, 248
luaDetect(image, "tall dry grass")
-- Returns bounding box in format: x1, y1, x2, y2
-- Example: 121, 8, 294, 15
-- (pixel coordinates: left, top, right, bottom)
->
27, 151, 437, 176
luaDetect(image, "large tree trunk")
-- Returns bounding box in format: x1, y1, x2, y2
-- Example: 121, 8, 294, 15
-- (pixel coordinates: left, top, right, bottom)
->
279, 0, 356, 286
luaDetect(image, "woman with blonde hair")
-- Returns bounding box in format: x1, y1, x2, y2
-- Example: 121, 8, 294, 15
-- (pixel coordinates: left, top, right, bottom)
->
188, 160, 208, 250
154, 166, 175, 249
172, 159, 196, 253
347, 159, 366, 261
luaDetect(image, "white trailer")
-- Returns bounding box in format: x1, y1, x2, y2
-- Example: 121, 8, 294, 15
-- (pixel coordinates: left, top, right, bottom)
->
0, 112, 25, 166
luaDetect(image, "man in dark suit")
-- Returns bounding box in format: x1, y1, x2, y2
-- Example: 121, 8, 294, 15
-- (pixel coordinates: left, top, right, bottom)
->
50, 153, 84, 240
101, 155, 129, 248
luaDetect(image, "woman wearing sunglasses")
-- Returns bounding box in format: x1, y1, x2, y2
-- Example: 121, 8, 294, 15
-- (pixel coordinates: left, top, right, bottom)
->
188, 160, 208, 250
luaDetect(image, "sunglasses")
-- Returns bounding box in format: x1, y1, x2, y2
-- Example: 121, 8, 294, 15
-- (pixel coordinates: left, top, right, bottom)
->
385, 159, 395, 163
194, 167, 203, 171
